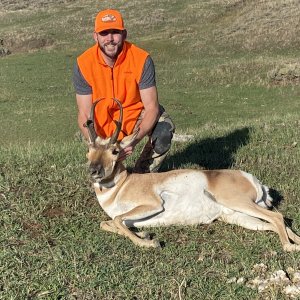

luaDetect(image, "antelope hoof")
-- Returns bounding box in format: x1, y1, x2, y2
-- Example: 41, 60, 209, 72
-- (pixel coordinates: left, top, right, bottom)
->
150, 238, 161, 249
136, 231, 151, 240
137, 237, 161, 248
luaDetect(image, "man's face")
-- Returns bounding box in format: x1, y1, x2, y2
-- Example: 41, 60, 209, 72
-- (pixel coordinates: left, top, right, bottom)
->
94, 29, 126, 60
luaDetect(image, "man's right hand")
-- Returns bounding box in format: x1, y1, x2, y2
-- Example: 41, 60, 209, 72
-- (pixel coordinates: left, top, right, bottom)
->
118, 145, 135, 161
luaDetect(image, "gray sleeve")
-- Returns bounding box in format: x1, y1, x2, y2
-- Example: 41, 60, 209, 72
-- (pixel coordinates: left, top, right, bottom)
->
138, 56, 156, 90
73, 63, 92, 95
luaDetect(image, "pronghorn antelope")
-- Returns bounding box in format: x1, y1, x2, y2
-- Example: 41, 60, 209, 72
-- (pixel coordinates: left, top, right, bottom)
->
85, 98, 300, 251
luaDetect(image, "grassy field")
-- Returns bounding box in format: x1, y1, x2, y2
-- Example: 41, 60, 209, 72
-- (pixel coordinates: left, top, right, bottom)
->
1, 0, 300, 299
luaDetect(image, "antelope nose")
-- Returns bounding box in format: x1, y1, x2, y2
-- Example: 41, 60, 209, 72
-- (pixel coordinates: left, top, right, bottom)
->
90, 167, 97, 176
89, 165, 104, 178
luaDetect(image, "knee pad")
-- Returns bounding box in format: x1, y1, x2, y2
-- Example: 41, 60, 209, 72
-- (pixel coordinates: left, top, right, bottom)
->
151, 121, 174, 155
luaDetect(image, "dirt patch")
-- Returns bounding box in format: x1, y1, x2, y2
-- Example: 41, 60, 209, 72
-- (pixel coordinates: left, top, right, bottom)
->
42, 206, 65, 218
22, 221, 44, 238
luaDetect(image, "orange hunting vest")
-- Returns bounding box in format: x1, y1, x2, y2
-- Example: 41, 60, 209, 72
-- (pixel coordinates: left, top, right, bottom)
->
77, 41, 149, 140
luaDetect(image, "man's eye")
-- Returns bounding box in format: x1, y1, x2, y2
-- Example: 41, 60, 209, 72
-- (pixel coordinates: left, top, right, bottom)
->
98, 31, 110, 36
98, 30, 122, 36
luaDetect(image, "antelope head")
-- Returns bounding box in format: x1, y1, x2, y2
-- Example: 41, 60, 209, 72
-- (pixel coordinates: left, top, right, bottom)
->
85, 98, 136, 183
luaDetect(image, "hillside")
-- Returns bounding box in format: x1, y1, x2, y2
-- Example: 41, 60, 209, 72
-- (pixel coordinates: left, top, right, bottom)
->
1, 0, 300, 54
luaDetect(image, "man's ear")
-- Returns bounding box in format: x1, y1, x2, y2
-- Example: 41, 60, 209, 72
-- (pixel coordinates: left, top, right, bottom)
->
93, 31, 98, 43
119, 130, 139, 149
122, 29, 127, 40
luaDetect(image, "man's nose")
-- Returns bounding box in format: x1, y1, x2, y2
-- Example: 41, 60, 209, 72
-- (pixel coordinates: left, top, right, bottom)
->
106, 33, 114, 41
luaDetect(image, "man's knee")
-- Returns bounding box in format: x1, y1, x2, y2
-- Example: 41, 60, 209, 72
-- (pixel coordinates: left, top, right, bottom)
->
151, 120, 175, 155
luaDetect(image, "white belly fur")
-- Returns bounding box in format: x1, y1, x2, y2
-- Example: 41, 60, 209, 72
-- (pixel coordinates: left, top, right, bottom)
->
124, 172, 228, 228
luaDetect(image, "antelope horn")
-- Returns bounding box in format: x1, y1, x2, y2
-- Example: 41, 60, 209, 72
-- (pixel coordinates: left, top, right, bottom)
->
84, 99, 102, 144
110, 98, 123, 144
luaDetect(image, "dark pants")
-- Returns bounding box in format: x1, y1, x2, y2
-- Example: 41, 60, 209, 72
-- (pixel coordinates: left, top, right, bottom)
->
133, 105, 175, 173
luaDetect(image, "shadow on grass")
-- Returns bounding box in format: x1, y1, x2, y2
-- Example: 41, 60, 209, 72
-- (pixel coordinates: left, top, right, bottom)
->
162, 126, 285, 207
269, 188, 284, 208
163, 127, 251, 171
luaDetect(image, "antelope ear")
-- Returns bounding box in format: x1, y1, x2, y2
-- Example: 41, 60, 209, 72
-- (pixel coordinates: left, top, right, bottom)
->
119, 130, 139, 149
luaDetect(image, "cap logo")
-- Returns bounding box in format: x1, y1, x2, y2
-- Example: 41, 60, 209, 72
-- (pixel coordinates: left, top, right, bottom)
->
101, 14, 117, 23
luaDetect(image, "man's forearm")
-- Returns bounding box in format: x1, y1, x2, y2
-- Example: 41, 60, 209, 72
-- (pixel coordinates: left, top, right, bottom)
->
135, 108, 159, 143
78, 114, 90, 141
76, 93, 93, 142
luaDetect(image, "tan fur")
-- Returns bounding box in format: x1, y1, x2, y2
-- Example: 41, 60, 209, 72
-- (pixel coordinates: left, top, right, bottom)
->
86, 135, 300, 251
205, 170, 257, 205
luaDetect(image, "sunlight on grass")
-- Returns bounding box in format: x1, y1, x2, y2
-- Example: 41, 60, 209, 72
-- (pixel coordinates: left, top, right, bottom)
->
1, 0, 300, 299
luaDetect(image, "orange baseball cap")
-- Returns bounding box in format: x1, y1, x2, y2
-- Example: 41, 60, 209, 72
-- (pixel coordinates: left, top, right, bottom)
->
94, 9, 125, 33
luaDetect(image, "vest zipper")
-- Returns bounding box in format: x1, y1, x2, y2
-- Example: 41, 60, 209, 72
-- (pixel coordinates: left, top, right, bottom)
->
111, 67, 115, 98
109, 67, 116, 126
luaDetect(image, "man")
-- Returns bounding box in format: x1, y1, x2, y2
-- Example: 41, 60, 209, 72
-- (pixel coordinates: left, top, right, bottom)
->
73, 9, 175, 173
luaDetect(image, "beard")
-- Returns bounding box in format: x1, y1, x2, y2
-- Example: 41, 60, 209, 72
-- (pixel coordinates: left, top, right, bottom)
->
99, 41, 124, 60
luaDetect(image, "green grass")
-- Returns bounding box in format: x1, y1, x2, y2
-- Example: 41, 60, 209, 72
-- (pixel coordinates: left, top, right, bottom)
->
1, 0, 300, 299
0, 51, 77, 144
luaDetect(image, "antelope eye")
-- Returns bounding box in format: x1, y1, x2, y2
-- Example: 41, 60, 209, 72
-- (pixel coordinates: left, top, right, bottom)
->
112, 149, 119, 155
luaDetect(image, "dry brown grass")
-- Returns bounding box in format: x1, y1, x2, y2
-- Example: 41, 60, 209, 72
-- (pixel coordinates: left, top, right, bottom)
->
0, 0, 75, 11
1, 0, 300, 54
214, 0, 300, 50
